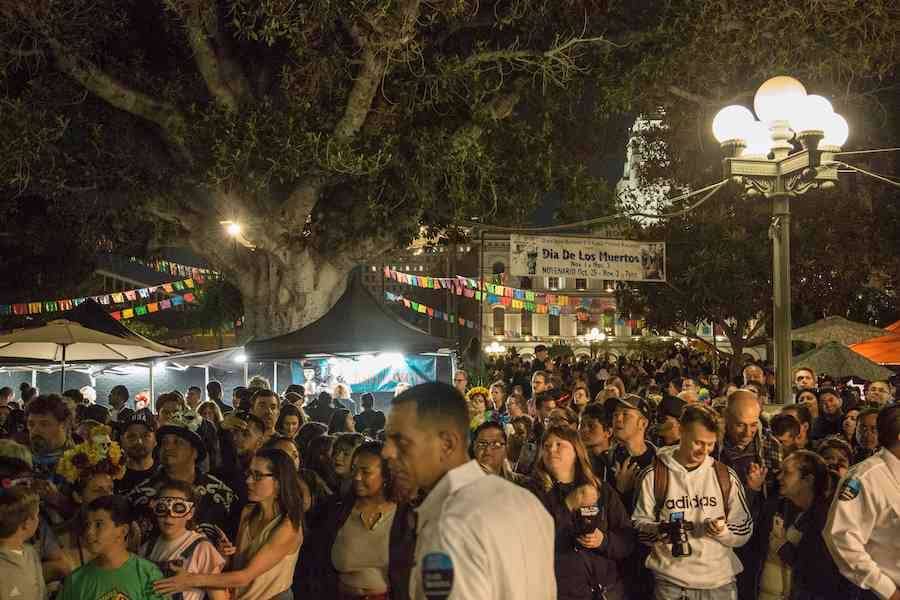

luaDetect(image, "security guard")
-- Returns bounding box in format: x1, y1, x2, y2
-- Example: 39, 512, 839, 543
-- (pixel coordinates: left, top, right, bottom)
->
383, 381, 556, 600
825, 404, 900, 600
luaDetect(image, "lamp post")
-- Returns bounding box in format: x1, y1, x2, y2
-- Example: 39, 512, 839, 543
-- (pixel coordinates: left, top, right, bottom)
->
713, 76, 849, 404
580, 327, 607, 359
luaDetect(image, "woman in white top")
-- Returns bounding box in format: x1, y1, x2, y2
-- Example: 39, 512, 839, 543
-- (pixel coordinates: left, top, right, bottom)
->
141, 479, 226, 600
154, 448, 304, 600
320, 440, 396, 600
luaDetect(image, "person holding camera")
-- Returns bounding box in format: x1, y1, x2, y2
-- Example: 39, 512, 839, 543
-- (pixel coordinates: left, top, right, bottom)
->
525, 425, 634, 600
633, 404, 753, 600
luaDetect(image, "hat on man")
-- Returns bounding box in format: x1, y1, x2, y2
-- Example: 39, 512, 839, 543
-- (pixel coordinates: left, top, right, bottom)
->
122, 409, 157, 433
221, 411, 266, 435
534, 344, 548, 354
659, 394, 687, 421
0, 439, 32, 470
156, 410, 206, 461
612, 394, 652, 420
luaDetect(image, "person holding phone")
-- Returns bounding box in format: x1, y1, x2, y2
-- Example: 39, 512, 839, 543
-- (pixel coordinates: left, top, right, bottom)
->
525, 425, 634, 600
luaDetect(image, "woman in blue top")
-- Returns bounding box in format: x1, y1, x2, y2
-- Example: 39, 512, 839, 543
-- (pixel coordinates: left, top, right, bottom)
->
57, 495, 166, 600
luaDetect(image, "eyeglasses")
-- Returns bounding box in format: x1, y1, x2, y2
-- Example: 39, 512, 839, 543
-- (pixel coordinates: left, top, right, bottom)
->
246, 470, 276, 482
474, 441, 506, 451
151, 496, 195, 517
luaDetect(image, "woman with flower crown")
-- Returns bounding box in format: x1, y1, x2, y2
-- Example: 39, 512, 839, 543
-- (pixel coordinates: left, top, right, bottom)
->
49, 423, 136, 579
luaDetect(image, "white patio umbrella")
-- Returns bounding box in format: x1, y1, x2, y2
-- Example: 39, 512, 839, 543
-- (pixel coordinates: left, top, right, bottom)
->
0, 318, 180, 390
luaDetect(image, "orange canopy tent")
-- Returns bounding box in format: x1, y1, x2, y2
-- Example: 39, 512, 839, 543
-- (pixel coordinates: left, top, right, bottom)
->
885, 320, 900, 334
850, 329, 900, 366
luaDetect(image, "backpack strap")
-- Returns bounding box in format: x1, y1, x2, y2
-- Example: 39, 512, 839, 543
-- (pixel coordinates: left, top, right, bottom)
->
652, 456, 669, 521
180, 535, 208, 563
712, 460, 732, 518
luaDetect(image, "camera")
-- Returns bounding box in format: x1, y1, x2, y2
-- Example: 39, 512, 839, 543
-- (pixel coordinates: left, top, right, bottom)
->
658, 512, 694, 557
575, 502, 601, 537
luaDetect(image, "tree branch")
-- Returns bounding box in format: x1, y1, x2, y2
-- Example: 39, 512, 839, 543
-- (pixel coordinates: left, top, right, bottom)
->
178, 0, 252, 110
333, 0, 422, 141
49, 43, 191, 162
667, 85, 753, 107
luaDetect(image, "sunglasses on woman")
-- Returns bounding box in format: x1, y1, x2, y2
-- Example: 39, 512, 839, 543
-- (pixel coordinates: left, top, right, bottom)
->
151, 496, 195, 517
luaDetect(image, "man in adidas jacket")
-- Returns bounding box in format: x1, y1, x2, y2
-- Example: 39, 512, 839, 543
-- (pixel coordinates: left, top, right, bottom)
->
633, 404, 753, 600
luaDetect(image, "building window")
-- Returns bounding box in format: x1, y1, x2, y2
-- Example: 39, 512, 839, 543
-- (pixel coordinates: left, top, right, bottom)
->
547, 276, 563, 290
493, 307, 505, 336
549, 314, 560, 336
575, 278, 587, 291
521, 310, 532, 335
577, 320, 588, 336
520, 276, 533, 290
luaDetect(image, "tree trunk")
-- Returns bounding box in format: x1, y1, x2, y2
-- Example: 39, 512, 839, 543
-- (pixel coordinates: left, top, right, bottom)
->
227, 247, 353, 340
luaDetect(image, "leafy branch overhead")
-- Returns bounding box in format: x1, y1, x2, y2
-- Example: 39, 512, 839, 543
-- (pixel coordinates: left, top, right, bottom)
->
0, 0, 896, 336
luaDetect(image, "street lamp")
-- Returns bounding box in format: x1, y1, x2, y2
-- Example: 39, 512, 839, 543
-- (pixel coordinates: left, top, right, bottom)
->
485, 341, 506, 355
713, 75, 848, 404
581, 327, 607, 359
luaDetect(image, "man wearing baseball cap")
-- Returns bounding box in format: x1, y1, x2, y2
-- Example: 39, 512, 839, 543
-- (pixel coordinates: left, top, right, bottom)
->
125, 409, 236, 539
606, 394, 657, 510
115, 410, 158, 494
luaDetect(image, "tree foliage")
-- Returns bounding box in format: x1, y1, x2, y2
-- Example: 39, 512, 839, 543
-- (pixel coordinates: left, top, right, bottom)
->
0, 0, 896, 337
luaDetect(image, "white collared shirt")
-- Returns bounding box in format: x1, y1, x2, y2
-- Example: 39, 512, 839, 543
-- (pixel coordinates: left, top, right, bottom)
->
826, 448, 900, 600
411, 459, 556, 600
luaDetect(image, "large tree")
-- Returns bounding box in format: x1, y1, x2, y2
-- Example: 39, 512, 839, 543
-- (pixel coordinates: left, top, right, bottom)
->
1, 0, 896, 338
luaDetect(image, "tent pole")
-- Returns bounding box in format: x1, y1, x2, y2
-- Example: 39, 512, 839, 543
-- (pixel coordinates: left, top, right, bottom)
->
243, 362, 249, 386
31, 369, 36, 389
273, 361, 278, 394
60, 346, 66, 392
204, 367, 210, 399
149, 361, 155, 411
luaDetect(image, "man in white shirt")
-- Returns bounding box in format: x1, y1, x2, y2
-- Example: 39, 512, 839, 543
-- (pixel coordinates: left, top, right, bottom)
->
826, 404, 900, 600
383, 381, 556, 600
633, 404, 753, 600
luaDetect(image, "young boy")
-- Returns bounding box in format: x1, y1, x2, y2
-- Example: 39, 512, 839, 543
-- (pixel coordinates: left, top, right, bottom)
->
0, 487, 45, 600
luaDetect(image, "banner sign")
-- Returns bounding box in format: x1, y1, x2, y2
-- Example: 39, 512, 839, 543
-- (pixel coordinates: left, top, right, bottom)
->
291, 355, 437, 394
509, 234, 666, 282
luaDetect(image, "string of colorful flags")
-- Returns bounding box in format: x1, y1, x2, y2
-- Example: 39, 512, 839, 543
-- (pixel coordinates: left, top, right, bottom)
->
111, 292, 197, 321
383, 267, 616, 315
0, 278, 200, 317
384, 292, 478, 329
129, 257, 217, 279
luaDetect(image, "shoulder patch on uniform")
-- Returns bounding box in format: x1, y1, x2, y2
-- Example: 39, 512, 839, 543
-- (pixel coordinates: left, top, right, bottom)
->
422, 552, 454, 599
838, 477, 862, 501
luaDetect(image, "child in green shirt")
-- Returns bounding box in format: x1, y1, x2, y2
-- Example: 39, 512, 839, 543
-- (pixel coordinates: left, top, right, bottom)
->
57, 495, 165, 600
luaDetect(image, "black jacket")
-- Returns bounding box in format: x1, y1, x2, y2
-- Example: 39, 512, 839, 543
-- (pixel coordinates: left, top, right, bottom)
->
303, 492, 355, 598
388, 501, 418, 600
525, 478, 635, 600
810, 413, 843, 441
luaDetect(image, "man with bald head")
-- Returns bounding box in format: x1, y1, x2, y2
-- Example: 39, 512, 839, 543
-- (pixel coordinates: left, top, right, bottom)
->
717, 389, 783, 600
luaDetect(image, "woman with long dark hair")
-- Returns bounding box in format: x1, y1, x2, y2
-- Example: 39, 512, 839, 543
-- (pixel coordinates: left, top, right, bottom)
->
154, 448, 305, 600
276, 404, 306, 439
525, 425, 633, 600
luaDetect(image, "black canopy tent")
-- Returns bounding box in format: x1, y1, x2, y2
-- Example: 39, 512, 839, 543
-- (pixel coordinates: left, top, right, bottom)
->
245, 269, 455, 359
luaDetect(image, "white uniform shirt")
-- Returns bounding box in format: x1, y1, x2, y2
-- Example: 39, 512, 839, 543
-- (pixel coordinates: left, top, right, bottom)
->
825, 448, 900, 600
410, 459, 556, 600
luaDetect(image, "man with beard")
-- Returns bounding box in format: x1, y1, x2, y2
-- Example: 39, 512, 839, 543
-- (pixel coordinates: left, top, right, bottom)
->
251, 389, 280, 442
125, 409, 236, 541
716, 390, 782, 600
115, 411, 158, 494
24, 394, 76, 523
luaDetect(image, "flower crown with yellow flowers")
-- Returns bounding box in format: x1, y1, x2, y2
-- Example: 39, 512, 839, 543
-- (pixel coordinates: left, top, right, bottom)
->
465, 386, 491, 403
56, 423, 126, 485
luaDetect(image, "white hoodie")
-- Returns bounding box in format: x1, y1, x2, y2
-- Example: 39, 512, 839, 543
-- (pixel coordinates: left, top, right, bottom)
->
632, 445, 753, 589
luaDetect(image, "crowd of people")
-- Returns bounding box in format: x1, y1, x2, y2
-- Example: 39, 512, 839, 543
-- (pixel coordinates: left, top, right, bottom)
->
0, 343, 896, 600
